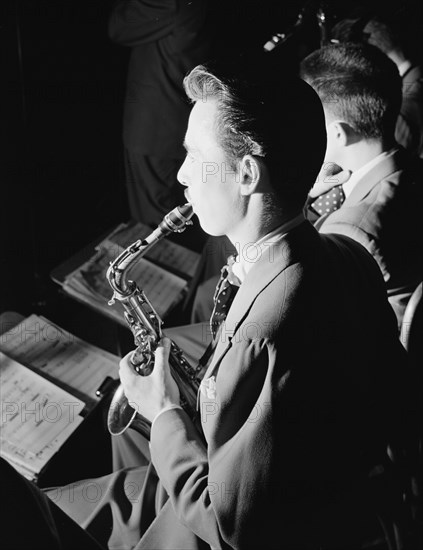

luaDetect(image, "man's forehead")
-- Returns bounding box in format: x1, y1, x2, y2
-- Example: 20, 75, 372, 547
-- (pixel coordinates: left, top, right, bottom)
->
185, 99, 219, 151
188, 99, 218, 133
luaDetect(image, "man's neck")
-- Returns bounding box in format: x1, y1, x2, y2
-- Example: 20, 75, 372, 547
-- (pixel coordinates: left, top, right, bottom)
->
226, 196, 298, 252
341, 139, 390, 172
227, 218, 274, 254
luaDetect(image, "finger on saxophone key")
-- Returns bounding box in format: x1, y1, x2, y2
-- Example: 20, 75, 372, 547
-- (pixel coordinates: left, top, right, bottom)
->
130, 348, 148, 369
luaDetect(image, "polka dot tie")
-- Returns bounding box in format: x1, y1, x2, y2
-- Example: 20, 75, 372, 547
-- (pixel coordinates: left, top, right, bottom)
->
310, 184, 346, 216
210, 255, 240, 340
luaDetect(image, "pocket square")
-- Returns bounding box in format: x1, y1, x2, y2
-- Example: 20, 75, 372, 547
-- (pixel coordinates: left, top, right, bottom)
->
200, 376, 217, 399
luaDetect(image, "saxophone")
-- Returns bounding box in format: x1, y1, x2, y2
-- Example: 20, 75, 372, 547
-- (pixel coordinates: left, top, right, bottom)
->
106, 203, 202, 439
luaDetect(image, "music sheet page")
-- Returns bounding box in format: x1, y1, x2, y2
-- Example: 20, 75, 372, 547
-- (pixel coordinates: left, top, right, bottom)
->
101, 222, 200, 278
0, 352, 85, 478
0, 314, 119, 401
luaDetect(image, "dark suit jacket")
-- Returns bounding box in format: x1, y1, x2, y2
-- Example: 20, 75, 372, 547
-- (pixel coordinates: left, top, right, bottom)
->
396, 64, 423, 158
314, 148, 422, 327
108, 0, 210, 157
137, 221, 407, 549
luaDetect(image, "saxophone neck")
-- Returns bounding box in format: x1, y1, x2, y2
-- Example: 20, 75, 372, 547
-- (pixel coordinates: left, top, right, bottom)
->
106, 239, 151, 297
106, 203, 194, 298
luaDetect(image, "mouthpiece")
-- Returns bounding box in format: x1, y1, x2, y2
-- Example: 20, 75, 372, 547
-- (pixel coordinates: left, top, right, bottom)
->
160, 203, 194, 233
146, 203, 193, 244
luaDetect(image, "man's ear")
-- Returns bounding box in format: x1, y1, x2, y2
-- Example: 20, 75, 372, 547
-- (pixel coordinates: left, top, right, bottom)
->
239, 155, 263, 195
328, 120, 355, 147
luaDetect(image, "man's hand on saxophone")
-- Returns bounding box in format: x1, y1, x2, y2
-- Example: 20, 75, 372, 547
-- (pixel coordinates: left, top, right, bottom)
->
119, 337, 181, 424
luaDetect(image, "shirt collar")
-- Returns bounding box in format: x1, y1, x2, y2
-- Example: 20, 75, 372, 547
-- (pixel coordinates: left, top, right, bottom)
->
231, 213, 305, 283
343, 148, 398, 198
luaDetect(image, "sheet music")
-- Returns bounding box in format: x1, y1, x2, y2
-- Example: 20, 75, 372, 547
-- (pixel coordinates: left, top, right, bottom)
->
0, 352, 84, 478
131, 257, 187, 312
99, 221, 200, 279
57, 220, 199, 325
63, 248, 187, 321
0, 315, 119, 400
141, 238, 200, 279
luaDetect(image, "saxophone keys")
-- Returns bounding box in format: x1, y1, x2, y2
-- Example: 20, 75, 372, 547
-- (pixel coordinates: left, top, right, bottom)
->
108, 292, 117, 306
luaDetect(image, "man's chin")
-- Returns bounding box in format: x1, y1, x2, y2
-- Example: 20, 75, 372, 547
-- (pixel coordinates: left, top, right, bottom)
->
197, 219, 225, 238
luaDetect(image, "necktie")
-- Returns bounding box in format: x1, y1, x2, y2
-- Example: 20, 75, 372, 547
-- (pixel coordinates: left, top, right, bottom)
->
210, 255, 240, 340
310, 184, 346, 216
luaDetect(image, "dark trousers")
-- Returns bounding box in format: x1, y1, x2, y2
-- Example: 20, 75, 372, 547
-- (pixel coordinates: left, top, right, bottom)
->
1, 457, 104, 550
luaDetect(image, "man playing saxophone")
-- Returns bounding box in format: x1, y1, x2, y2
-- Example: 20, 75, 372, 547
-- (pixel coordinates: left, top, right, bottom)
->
3, 64, 413, 550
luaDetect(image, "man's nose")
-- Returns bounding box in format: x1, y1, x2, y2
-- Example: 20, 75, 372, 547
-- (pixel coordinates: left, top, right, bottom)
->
177, 158, 189, 187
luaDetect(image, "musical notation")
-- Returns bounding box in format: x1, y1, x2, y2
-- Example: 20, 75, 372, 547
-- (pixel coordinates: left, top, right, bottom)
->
59, 220, 199, 325
0, 352, 85, 480
0, 314, 120, 401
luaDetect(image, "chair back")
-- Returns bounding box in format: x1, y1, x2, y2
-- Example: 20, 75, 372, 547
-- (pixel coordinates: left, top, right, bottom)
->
399, 282, 423, 548
400, 282, 423, 360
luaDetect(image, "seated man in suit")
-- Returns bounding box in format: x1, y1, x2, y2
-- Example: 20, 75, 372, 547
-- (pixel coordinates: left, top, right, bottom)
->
300, 42, 422, 328
14, 65, 412, 549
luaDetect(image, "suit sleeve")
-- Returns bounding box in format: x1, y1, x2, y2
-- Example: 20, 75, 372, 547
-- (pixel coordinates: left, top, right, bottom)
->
150, 338, 275, 549
108, 0, 177, 47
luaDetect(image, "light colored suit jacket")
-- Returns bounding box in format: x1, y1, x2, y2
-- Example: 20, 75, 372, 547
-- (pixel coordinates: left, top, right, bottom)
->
315, 148, 422, 327
137, 221, 407, 550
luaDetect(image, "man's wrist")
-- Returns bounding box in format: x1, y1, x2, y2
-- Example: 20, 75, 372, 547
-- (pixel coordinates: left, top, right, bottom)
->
151, 404, 183, 430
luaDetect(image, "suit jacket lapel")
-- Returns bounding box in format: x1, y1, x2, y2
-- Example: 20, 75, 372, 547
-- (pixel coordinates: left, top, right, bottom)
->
202, 221, 312, 381
343, 149, 401, 206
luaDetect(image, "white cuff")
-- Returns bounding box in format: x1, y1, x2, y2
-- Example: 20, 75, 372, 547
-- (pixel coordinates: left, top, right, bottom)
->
151, 405, 183, 431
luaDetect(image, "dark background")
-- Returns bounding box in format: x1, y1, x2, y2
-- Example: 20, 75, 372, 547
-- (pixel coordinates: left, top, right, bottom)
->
2, 0, 422, 348
2, 1, 127, 326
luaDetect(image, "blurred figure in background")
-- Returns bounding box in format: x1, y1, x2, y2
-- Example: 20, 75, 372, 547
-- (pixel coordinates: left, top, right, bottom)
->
108, 0, 210, 234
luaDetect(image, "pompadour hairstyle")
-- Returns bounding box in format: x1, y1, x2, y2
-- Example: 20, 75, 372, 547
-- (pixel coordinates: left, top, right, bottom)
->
183, 65, 327, 206
299, 42, 402, 140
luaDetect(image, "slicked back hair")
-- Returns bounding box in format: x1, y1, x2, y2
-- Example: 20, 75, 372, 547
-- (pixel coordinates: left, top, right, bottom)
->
183, 65, 327, 208
299, 42, 402, 140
